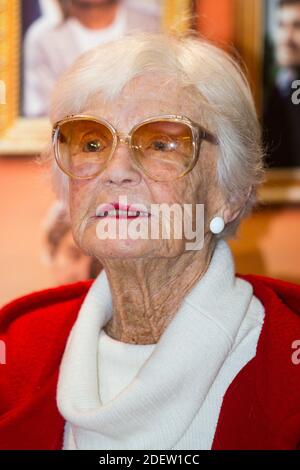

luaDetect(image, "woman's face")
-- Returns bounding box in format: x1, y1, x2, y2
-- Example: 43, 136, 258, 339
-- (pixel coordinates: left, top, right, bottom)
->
68, 74, 221, 262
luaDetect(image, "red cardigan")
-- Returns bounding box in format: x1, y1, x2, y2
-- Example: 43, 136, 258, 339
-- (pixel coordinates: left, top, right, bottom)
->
0, 273, 300, 450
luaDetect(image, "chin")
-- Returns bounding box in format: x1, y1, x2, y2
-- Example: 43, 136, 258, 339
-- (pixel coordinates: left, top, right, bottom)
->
277, 51, 300, 68
78, 220, 188, 260
82, 235, 188, 261
83, 235, 157, 260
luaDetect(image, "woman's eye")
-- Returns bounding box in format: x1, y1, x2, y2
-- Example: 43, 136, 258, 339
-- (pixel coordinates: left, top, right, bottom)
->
150, 139, 177, 152
83, 140, 103, 152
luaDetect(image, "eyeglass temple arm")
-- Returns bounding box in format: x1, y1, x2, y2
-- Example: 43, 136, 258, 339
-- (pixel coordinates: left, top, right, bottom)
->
199, 126, 219, 145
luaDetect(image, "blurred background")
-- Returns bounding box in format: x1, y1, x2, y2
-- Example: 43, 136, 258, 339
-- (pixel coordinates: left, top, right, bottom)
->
1, 0, 300, 307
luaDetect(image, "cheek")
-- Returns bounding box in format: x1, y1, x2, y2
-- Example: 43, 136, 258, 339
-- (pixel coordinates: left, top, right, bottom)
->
150, 184, 177, 204
190, 148, 218, 202
276, 29, 285, 42
69, 180, 96, 231
148, 174, 206, 207
70, 180, 90, 210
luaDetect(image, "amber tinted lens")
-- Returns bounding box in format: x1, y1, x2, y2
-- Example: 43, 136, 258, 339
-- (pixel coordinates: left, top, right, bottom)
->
131, 120, 195, 181
55, 119, 114, 178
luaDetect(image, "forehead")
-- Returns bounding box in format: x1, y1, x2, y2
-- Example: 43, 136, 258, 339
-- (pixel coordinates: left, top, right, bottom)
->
278, 5, 300, 23
82, 73, 206, 130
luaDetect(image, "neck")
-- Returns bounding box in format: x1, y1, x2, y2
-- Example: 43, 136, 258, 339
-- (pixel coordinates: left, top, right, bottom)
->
101, 237, 216, 345
282, 65, 300, 76
290, 66, 300, 77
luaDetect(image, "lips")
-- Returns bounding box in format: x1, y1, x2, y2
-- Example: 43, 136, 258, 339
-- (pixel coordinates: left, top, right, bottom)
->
95, 202, 151, 219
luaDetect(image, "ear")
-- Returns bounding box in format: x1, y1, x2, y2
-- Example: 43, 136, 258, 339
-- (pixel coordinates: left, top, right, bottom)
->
223, 185, 252, 225
223, 206, 242, 225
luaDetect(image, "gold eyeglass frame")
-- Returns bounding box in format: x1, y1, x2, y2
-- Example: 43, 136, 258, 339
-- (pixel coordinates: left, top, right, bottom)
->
52, 114, 219, 182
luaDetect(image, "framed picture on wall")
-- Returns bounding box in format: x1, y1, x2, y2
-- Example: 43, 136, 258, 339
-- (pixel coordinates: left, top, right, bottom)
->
263, 0, 300, 169
22, 0, 162, 118
0, 0, 192, 154
196, 0, 300, 203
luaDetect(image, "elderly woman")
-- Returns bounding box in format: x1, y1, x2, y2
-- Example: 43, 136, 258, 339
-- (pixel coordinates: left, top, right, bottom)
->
1, 33, 300, 450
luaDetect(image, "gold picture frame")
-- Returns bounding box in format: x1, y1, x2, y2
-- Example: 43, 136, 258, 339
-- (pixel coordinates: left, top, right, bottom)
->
0, 0, 299, 204
0, 0, 193, 157
0, 0, 20, 135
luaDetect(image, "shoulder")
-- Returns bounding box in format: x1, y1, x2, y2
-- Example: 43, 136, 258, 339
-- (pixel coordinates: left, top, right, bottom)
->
1, 279, 93, 318
24, 18, 56, 46
24, 18, 70, 53
238, 272, 300, 324
237, 273, 300, 381
0, 281, 93, 415
227, 273, 300, 447
0, 280, 93, 340
0, 281, 93, 449
1, 279, 92, 309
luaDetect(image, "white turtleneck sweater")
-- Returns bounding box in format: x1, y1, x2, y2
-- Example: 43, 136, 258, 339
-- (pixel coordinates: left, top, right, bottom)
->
57, 240, 265, 450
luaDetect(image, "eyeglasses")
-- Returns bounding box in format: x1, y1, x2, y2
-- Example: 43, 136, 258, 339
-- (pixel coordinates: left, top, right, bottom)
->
52, 114, 219, 182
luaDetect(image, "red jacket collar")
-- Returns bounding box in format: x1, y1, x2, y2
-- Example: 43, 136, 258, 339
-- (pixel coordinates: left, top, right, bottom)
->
213, 273, 300, 449
0, 274, 300, 449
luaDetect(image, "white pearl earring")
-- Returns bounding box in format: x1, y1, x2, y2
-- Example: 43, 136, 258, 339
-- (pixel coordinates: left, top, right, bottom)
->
209, 216, 225, 234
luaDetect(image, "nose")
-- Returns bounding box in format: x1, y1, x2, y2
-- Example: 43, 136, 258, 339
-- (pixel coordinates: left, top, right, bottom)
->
99, 140, 142, 188
279, 23, 294, 44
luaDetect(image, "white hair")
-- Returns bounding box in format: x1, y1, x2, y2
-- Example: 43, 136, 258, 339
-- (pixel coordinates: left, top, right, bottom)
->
44, 32, 265, 239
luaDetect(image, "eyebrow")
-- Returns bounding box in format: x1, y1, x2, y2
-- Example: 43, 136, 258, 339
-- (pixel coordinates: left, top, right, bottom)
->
53, 114, 219, 146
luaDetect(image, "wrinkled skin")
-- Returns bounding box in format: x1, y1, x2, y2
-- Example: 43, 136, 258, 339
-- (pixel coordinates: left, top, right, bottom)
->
68, 74, 241, 344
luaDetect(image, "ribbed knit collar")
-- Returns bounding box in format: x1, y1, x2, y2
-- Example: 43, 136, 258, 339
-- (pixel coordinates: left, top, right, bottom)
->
57, 240, 256, 449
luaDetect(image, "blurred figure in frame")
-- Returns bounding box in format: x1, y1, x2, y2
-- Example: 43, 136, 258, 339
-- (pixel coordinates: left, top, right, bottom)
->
23, 0, 160, 117
264, 0, 300, 167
